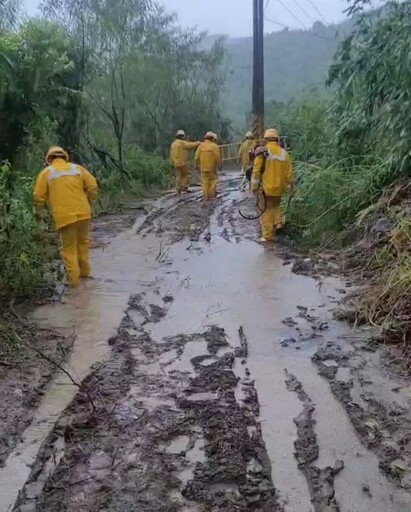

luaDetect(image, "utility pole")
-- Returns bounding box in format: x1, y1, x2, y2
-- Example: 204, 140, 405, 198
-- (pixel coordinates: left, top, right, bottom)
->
252, 0, 264, 140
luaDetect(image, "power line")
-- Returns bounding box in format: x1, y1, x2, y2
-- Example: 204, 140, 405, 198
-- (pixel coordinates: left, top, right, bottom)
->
263, 13, 289, 30
291, 0, 315, 22
305, 0, 328, 24
264, 13, 335, 41
275, 0, 307, 29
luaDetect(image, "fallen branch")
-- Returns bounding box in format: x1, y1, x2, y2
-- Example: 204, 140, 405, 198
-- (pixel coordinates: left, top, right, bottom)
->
13, 331, 97, 413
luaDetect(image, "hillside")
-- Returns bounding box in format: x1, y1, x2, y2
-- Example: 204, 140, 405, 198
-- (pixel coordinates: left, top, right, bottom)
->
222, 19, 354, 129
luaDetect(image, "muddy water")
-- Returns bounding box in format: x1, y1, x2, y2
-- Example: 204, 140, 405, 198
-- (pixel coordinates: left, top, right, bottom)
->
0, 227, 165, 512
145, 204, 410, 511
2, 182, 411, 511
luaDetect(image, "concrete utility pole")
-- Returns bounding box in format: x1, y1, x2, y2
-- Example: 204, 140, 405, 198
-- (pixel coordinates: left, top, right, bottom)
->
252, 0, 264, 139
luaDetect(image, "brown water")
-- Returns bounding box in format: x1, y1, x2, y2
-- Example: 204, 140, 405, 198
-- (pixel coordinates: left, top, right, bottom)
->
1, 186, 410, 511
0, 226, 164, 512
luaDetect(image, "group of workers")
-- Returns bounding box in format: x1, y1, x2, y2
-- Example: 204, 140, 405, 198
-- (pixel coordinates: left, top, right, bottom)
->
170, 130, 221, 200
33, 127, 293, 287
170, 127, 294, 242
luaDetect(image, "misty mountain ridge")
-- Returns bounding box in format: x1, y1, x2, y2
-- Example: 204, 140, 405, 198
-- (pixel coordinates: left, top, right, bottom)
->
215, 17, 355, 129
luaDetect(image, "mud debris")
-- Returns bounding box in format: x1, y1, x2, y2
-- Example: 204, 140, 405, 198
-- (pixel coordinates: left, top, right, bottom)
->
0, 316, 72, 468
234, 326, 248, 359
15, 293, 282, 511
137, 193, 219, 243
203, 325, 230, 355
282, 317, 298, 328
285, 372, 342, 512
5, 174, 411, 512
313, 342, 411, 489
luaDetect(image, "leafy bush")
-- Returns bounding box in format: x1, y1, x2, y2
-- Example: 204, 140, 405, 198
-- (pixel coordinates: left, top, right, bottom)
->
0, 163, 56, 298
267, 94, 331, 163
287, 158, 394, 247
328, 1, 411, 173
279, 2, 410, 247
92, 144, 172, 212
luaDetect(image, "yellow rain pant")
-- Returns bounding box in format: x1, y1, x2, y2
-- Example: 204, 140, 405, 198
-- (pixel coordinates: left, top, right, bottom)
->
59, 219, 91, 287
201, 172, 217, 200
175, 166, 190, 194
260, 196, 283, 241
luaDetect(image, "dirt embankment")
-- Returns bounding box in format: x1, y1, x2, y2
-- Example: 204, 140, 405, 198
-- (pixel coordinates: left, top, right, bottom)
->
331, 179, 411, 348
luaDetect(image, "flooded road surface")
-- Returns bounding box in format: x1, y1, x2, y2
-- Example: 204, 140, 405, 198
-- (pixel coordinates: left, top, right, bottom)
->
2, 174, 411, 511
0, 216, 168, 511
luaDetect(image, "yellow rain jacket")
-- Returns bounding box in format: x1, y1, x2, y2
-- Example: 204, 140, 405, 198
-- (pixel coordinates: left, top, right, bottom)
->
170, 139, 199, 167
251, 141, 294, 197
195, 140, 221, 173
34, 158, 98, 230
238, 139, 254, 167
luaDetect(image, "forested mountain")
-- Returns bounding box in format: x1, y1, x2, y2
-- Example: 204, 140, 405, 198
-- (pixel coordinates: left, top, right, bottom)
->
221, 19, 354, 128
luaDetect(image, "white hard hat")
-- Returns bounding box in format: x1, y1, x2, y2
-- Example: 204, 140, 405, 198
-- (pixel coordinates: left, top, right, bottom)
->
176, 129, 185, 137
264, 128, 279, 139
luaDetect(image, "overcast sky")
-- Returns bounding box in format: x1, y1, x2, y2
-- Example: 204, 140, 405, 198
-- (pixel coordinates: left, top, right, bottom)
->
24, 0, 349, 37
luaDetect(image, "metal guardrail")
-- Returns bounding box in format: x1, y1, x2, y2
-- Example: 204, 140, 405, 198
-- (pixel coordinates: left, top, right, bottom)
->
219, 142, 242, 163
185, 137, 290, 167
219, 137, 290, 163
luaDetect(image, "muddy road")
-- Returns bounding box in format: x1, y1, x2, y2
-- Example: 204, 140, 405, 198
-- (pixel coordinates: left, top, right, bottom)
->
2, 172, 411, 512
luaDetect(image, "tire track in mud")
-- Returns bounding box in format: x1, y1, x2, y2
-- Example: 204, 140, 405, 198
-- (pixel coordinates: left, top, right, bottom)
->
312, 342, 411, 489
11, 176, 411, 511
14, 288, 283, 511
285, 372, 344, 512
137, 190, 218, 243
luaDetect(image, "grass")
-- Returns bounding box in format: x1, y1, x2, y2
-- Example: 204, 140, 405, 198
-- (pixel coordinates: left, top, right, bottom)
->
287, 161, 411, 351
286, 158, 397, 247
95, 144, 173, 213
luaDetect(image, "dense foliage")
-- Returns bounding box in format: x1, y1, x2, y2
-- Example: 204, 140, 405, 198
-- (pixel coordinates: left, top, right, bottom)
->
328, 1, 411, 175
0, 0, 228, 298
271, 0, 410, 247
271, 0, 410, 341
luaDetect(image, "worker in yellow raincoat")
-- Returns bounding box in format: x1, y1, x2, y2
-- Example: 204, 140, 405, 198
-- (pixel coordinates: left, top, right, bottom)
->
238, 131, 255, 170
170, 130, 200, 194
34, 146, 98, 287
251, 129, 294, 242
195, 132, 221, 201
238, 131, 255, 189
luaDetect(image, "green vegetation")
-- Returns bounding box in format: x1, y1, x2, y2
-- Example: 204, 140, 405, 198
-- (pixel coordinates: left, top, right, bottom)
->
275, 1, 410, 245
272, 0, 410, 342
0, 0, 229, 299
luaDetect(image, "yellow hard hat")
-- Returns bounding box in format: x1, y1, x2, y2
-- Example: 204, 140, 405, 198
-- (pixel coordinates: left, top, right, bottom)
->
176, 129, 185, 137
246, 131, 253, 138
264, 129, 279, 140
46, 146, 69, 162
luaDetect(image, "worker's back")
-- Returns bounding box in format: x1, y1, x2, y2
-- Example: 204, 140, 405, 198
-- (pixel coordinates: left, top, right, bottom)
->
196, 140, 220, 173
260, 141, 293, 197
34, 158, 95, 229
170, 139, 185, 167
239, 139, 254, 167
